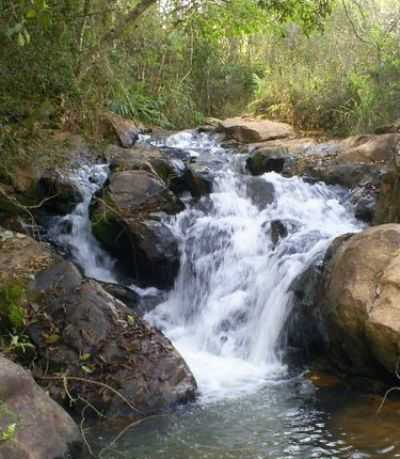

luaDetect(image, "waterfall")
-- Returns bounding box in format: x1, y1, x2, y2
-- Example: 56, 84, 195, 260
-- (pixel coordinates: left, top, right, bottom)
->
47, 163, 117, 283
145, 131, 362, 401
46, 131, 362, 402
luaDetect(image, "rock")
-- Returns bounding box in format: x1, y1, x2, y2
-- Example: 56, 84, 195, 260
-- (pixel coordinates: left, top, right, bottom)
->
245, 177, 275, 210
286, 257, 327, 359
320, 225, 400, 377
38, 169, 83, 214
248, 137, 318, 156
0, 228, 54, 285
219, 117, 295, 143
302, 163, 383, 188
0, 355, 82, 459
246, 147, 291, 175
106, 144, 211, 198
375, 119, 400, 135
351, 186, 377, 223
28, 261, 197, 418
270, 220, 288, 245
91, 170, 183, 288
374, 170, 400, 225
102, 169, 182, 215
337, 134, 400, 164
102, 113, 143, 148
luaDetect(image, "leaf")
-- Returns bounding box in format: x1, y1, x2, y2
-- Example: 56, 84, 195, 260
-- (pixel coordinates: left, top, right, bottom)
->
81, 365, 95, 374
1, 423, 16, 442
26, 9, 37, 19
44, 334, 60, 344
80, 353, 91, 361
17, 32, 25, 47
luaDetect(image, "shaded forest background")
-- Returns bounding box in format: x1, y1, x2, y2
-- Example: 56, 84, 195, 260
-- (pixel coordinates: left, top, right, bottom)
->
1, 0, 400, 140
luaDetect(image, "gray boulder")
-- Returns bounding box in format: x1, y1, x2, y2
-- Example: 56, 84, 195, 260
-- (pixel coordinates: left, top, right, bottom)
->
0, 355, 82, 459
28, 261, 197, 418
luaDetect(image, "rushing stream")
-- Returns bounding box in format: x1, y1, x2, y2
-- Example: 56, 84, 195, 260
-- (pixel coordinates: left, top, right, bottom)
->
48, 131, 400, 459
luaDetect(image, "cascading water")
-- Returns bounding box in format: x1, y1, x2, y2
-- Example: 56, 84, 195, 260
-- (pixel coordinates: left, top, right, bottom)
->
47, 163, 116, 283
54, 131, 400, 459
146, 132, 362, 401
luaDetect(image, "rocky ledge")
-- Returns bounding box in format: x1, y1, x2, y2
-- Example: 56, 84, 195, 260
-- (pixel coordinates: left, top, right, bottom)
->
0, 228, 197, 458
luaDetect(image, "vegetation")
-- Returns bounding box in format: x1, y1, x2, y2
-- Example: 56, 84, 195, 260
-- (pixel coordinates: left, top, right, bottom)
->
1, 0, 399, 144
250, 0, 400, 135
0, 0, 332, 136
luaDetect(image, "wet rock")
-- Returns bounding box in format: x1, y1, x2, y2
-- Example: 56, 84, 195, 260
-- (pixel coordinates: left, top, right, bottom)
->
38, 169, 83, 214
28, 261, 197, 418
100, 282, 166, 316
320, 225, 400, 377
301, 163, 383, 188
245, 177, 275, 210
270, 220, 288, 245
219, 117, 295, 143
0, 355, 82, 459
350, 186, 377, 223
91, 170, 182, 288
106, 144, 211, 198
286, 257, 327, 359
246, 147, 291, 175
100, 282, 141, 310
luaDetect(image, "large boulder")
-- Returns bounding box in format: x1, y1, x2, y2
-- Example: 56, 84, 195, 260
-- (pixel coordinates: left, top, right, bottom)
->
106, 144, 211, 198
337, 134, 400, 164
246, 147, 292, 175
91, 170, 182, 288
0, 355, 82, 459
219, 117, 295, 143
320, 225, 400, 377
28, 261, 197, 417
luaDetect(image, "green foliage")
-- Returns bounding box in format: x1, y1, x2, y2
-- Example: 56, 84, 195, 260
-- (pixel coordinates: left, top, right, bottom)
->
0, 402, 18, 443
251, 0, 400, 135
0, 0, 334, 135
0, 282, 27, 331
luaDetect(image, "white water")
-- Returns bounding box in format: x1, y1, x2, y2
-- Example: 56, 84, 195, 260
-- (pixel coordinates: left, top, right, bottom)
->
145, 131, 363, 402
47, 163, 117, 282
48, 132, 363, 404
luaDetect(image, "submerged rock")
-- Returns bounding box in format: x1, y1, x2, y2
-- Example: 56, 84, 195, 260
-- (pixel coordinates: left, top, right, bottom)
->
320, 225, 400, 377
219, 117, 295, 143
245, 177, 275, 210
28, 260, 197, 418
0, 355, 82, 459
270, 220, 288, 245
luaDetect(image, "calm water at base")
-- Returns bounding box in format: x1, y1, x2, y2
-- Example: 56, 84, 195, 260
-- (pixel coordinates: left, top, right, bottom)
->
88, 375, 400, 459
